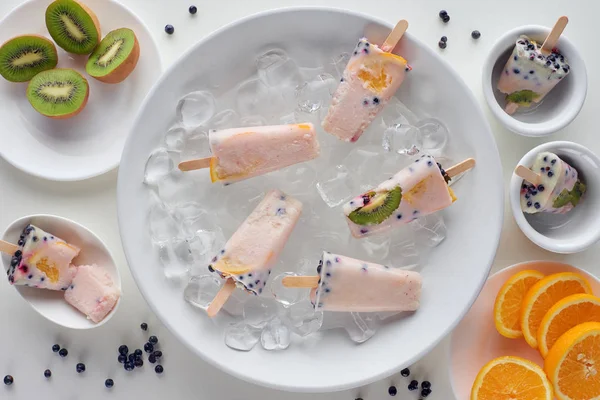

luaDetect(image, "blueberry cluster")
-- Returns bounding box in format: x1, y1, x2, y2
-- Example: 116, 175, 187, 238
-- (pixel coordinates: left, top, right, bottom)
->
393, 368, 433, 398
439, 10, 450, 23
515, 36, 570, 76
521, 182, 545, 210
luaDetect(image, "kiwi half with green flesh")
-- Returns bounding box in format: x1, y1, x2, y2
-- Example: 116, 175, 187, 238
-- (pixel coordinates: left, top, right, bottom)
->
27, 68, 89, 119
348, 186, 402, 225
0, 35, 58, 82
86, 28, 140, 84
45, 0, 100, 55
506, 90, 540, 106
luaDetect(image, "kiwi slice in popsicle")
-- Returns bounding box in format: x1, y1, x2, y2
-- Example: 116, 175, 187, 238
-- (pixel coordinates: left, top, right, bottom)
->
0, 35, 58, 82
348, 186, 402, 225
27, 68, 89, 119
86, 28, 140, 84
45, 0, 101, 55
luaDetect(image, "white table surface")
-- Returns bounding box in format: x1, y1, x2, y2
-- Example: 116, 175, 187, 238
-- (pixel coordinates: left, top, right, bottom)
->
1, 0, 598, 398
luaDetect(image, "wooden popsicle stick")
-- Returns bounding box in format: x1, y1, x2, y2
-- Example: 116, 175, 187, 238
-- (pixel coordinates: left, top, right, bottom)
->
381, 19, 409, 52
178, 157, 212, 172
206, 279, 236, 317
541, 16, 568, 55
515, 165, 542, 186
446, 158, 476, 178
282, 275, 320, 288
0, 240, 18, 255
504, 102, 520, 115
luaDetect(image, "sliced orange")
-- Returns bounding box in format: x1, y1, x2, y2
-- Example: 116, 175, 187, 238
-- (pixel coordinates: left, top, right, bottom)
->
544, 322, 600, 400
471, 356, 553, 400
494, 270, 545, 338
538, 293, 600, 358
521, 272, 592, 348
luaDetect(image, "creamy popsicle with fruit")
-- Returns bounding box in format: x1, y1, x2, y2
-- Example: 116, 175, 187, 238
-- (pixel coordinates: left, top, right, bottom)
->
64, 264, 120, 323
519, 152, 585, 214
7, 224, 79, 290
178, 124, 320, 183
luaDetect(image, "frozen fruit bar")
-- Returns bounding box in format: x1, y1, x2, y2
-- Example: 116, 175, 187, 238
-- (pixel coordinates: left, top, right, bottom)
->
310, 252, 422, 312
209, 189, 302, 295
209, 123, 320, 184
343, 154, 455, 238
520, 151, 585, 214
323, 38, 408, 142
497, 35, 570, 113
64, 265, 120, 323
7, 224, 79, 290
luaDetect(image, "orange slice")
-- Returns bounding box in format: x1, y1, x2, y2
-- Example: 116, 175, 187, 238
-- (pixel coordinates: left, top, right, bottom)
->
521, 272, 592, 348
471, 356, 553, 400
494, 270, 545, 338
544, 322, 600, 400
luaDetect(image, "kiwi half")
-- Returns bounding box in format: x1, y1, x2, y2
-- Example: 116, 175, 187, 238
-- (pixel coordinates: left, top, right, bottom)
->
45, 0, 101, 55
26, 68, 89, 119
86, 28, 140, 84
0, 35, 58, 82
348, 186, 402, 225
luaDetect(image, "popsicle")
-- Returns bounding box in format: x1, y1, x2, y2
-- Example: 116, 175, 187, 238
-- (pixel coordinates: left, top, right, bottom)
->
178, 123, 320, 183
343, 155, 475, 238
282, 252, 422, 312
497, 17, 570, 114
206, 189, 302, 316
64, 264, 120, 323
516, 151, 585, 214
323, 20, 410, 142
3, 224, 80, 290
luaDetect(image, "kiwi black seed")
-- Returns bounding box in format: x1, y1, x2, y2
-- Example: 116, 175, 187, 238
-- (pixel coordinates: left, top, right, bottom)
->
45, 0, 101, 55
86, 28, 140, 84
0, 35, 58, 82
348, 186, 402, 225
26, 68, 89, 119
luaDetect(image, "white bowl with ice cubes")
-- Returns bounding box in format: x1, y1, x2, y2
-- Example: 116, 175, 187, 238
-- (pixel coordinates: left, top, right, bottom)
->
117, 8, 503, 392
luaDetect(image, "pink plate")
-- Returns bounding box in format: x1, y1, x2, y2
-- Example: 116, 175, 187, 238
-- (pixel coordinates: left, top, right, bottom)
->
449, 261, 600, 399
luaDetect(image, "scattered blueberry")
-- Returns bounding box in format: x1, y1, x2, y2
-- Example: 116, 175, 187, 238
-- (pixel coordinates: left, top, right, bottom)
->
149, 336, 158, 345
440, 36, 447, 43
140, 323, 148, 331
134, 349, 143, 357
144, 343, 154, 353
442, 14, 450, 23
155, 365, 164, 374
438, 40, 447, 49
148, 354, 157, 364
388, 385, 397, 396
134, 359, 144, 368
118, 354, 127, 364
4, 375, 13, 385
438, 10, 447, 18
408, 380, 419, 391
422, 381, 431, 390
401, 368, 410, 377
76, 363, 86, 373
105, 378, 114, 388
128, 354, 136, 363
44, 369, 51, 378
471, 30, 481, 39
153, 350, 163, 359
421, 388, 432, 397
118, 345, 129, 355
124, 362, 134, 372
189, 5, 197, 14
59, 348, 68, 358
165, 24, 175, 35
52, 344, 60, 353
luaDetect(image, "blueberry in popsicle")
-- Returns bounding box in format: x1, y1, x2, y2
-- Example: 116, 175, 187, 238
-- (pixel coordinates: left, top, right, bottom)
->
178, 123, 320, 183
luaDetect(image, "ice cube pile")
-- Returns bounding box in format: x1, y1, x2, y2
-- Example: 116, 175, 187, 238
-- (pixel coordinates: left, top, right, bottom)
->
143, 47, 461, 351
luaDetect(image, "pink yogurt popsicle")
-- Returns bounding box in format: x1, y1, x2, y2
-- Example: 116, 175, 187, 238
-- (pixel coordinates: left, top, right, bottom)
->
343, 154, 455, 238
64, 264, 120, 323
209, 123, 320, 184
323, 38, 408, 142
310, 252, 422, 312
8, 224, 80, 290
209, 189, 302, 295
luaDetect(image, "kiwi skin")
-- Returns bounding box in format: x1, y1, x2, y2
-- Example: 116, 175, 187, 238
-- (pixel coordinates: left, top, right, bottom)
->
27, 68, 89, 120
87, 30, 140, 84
0, 35, 58, 82
46, 0, 101, 55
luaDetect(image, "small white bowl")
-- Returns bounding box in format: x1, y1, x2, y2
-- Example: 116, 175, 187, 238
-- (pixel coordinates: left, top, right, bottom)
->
510, 141, 600, 253
482, 25, 587, 137
1, 215, 122, 329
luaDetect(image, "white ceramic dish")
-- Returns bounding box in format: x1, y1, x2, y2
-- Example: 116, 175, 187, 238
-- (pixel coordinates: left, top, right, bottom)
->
510, 141, 600, 254
0, 0, 162, 181
1, 214, 121, 329
117, 7, 503, 392
482, 25, 587, 137
449, 261, 600, 399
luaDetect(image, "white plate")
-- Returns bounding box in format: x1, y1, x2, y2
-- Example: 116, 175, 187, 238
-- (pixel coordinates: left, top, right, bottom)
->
117, 8, 503, 392
0, 0, 162, 181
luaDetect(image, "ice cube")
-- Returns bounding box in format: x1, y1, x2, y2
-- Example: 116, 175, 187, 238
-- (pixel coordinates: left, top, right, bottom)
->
286, 300, 323, 337
342, 146, 387, 191
261, 58, 302, 87
209, 109, 240, 131
279, 112, 297, 125
417, 117, 449, 153
144, 149, 175, 186
382, 124, 422, 155
222, 289, 249, 317
256, 48, 288, 71
157, 171, 201, 208
295, 73, 337, 113
316, 165, 356, 207
172, 237, 193, 265
236, 78, 274, 117
188, 229, 226, 274
172, 203, 205, 222
360, 234, 391, 261
148, 202, 179, 242
330, 53, 350, 79
224, 322, 262, 351
388, 236, 421, 269
176, 91, 216, 128
243, 297, 278, 328
344, 312, 381, 343
261, 317, 291, 350
224, 187, 264, 222
180, 129, 211, 162
381, 96, 420, 127
183, 275, 221, 309
156, 241, 190, 281
410, 214, 447, 248
270, 273, 308, 307
240, 115, 268, 127
164, 126, 186, 152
